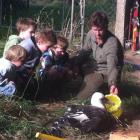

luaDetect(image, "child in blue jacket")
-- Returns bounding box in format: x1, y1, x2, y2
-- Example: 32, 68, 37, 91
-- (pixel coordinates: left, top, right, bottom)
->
39, 36, 71, 79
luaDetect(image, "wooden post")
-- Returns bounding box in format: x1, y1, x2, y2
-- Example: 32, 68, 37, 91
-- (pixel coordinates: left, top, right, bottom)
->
69, 0, 74, 46
80, 0, 85, 49
115, 0, 126, 46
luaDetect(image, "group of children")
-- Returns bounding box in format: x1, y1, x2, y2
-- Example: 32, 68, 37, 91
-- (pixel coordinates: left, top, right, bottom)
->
1, 17, 76, 98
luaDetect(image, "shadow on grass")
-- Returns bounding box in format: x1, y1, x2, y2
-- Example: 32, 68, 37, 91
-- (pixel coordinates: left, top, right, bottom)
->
19, 76, 83, 102
37, 77, 83, 102
20, 77, 140, 103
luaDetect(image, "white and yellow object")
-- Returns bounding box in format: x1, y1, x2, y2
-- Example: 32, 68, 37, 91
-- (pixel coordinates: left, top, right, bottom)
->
35, 132, 65, 140
105, 94, 123, 118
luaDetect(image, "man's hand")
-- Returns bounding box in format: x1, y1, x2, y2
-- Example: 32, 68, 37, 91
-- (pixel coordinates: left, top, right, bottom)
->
110, 85, 118, 95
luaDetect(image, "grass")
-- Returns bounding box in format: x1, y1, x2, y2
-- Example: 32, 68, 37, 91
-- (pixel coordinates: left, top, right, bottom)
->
0, 97, 110, 140
0, 97, 66, 140
0, 64, 138, 140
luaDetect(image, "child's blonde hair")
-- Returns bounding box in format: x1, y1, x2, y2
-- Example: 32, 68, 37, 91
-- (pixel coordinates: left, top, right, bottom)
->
5, 45, 27, 62
16, 18, 37, 32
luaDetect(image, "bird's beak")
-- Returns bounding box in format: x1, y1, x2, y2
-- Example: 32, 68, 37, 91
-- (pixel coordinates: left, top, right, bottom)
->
101, 97, 115, 106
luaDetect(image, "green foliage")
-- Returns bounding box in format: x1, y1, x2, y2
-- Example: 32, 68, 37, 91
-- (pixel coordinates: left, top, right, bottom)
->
36, 4, 68, 30
2, 0, 116, 32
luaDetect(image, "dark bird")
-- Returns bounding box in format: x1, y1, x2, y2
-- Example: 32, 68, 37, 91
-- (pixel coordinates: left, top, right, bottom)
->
48, 92, 118, 137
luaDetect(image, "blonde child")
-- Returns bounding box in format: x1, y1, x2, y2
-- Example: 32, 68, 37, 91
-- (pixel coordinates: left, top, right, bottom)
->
3, 18, 37, 56
39, 36, 69, 76
0, 45, 27, 96
38, 35, 75, 87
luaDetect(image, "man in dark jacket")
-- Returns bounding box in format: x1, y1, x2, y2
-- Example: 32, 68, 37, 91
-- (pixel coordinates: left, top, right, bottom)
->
77, 11, 124, 99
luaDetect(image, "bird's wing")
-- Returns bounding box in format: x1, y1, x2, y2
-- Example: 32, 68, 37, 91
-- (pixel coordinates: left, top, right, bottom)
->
65, 105, 90, 124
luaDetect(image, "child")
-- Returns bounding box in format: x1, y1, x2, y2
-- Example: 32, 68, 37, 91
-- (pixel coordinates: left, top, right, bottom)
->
0, 45, 27, 96
52, 36, 69, 66
3, 18, 37, 57
19, 29, 57, 80
39, 36, 72, 80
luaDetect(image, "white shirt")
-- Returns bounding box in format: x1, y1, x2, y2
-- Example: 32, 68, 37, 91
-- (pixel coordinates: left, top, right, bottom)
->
0, 58, 16, 84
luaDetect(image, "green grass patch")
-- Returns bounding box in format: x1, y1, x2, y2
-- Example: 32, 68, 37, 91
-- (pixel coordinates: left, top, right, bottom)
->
0, 97, 51, 139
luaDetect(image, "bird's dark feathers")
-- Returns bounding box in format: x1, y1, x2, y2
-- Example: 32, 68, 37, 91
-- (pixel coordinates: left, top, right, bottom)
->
66, 105, 117, 133
48, 105, 118, 137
